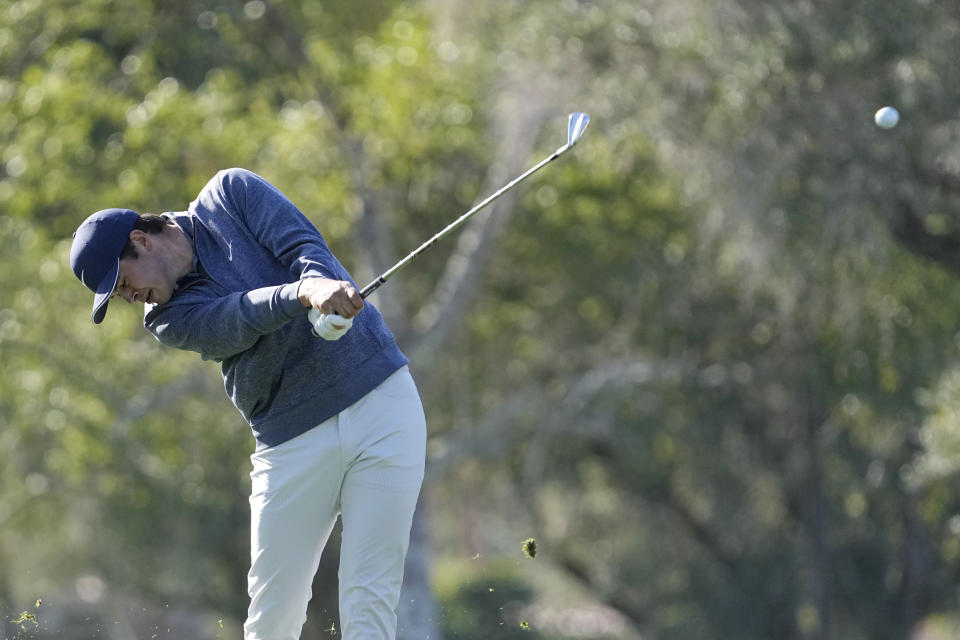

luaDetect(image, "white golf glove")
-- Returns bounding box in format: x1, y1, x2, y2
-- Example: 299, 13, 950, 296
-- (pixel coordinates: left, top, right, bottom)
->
307, 308, 354, 341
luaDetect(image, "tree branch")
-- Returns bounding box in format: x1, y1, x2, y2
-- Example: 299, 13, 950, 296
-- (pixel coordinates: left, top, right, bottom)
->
427, 356, 699, 480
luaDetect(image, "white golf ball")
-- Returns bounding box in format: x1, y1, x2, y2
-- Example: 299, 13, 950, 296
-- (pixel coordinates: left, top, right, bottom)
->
874, 106, 899, 129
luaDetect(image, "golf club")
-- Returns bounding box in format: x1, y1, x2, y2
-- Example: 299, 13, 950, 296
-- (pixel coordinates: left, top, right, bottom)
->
359, 110, 590, 298
310, 111, 590, 337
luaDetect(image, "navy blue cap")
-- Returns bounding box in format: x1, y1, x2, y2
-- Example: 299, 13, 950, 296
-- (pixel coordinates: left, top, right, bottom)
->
70, 208, 140, 323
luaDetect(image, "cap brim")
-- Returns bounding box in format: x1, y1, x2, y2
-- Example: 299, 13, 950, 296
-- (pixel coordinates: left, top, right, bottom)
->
91, 257, 119, 324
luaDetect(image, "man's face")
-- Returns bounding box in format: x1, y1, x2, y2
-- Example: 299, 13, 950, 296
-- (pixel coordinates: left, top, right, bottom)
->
113, 231, 179, 306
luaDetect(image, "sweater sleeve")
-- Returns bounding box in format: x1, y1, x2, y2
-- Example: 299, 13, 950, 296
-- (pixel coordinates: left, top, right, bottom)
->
211, 168, 349, 282
144, 279, 304, 362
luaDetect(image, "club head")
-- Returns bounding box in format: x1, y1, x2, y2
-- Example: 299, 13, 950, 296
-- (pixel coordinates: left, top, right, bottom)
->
567, 112, 590, 148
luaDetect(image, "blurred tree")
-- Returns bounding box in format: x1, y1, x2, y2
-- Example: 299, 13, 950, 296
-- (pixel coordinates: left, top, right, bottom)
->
2, 0, 501, 635
419, 1, 960, 640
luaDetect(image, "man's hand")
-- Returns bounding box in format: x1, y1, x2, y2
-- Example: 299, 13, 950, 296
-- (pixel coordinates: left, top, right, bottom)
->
297, 278, 364, 318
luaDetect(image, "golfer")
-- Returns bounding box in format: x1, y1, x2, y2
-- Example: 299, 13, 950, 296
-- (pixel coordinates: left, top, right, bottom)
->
69, 168, 427, 640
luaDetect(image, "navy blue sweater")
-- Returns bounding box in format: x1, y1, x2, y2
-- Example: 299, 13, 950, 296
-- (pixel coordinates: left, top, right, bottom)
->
144, 168, 408, 448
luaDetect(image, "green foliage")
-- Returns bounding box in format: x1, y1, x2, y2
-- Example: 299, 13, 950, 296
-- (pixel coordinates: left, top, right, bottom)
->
436, 560, 539, 640
422, 2, 960, 639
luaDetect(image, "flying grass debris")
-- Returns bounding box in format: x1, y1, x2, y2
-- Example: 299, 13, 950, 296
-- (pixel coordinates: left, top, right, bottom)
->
522, 538, 537, 558
12, 610, 38, 630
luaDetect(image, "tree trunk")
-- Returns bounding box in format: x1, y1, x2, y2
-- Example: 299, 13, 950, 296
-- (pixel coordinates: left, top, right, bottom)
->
397, 495, 443, 640
805, 386, 832, 640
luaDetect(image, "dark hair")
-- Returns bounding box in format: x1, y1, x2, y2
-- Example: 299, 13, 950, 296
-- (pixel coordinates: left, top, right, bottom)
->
119, 214, 168, 260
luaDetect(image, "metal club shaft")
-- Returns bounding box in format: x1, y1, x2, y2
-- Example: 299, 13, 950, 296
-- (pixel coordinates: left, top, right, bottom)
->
359, 112, 590, 298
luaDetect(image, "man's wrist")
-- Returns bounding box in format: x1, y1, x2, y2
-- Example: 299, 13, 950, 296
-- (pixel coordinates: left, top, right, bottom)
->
279, 282, 309, 314
296, 279, 311, 307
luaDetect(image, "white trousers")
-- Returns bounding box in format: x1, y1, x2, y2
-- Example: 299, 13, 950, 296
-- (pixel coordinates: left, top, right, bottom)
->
244, 366, 426, 640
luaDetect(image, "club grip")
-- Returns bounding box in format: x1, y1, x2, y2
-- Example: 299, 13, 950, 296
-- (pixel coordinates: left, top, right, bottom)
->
359, 277, 386, 299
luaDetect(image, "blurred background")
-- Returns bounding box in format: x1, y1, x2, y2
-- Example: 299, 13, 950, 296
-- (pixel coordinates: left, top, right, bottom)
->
3, 0, 960, 638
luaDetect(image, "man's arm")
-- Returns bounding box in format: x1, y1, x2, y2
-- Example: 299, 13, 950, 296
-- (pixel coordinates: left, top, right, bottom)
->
213, 168, 366, 323
151, 169, 365, 357
145, 279, 304, 362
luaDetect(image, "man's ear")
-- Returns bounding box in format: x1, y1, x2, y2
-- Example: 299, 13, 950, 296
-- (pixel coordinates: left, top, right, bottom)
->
128, 229, 151, 250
